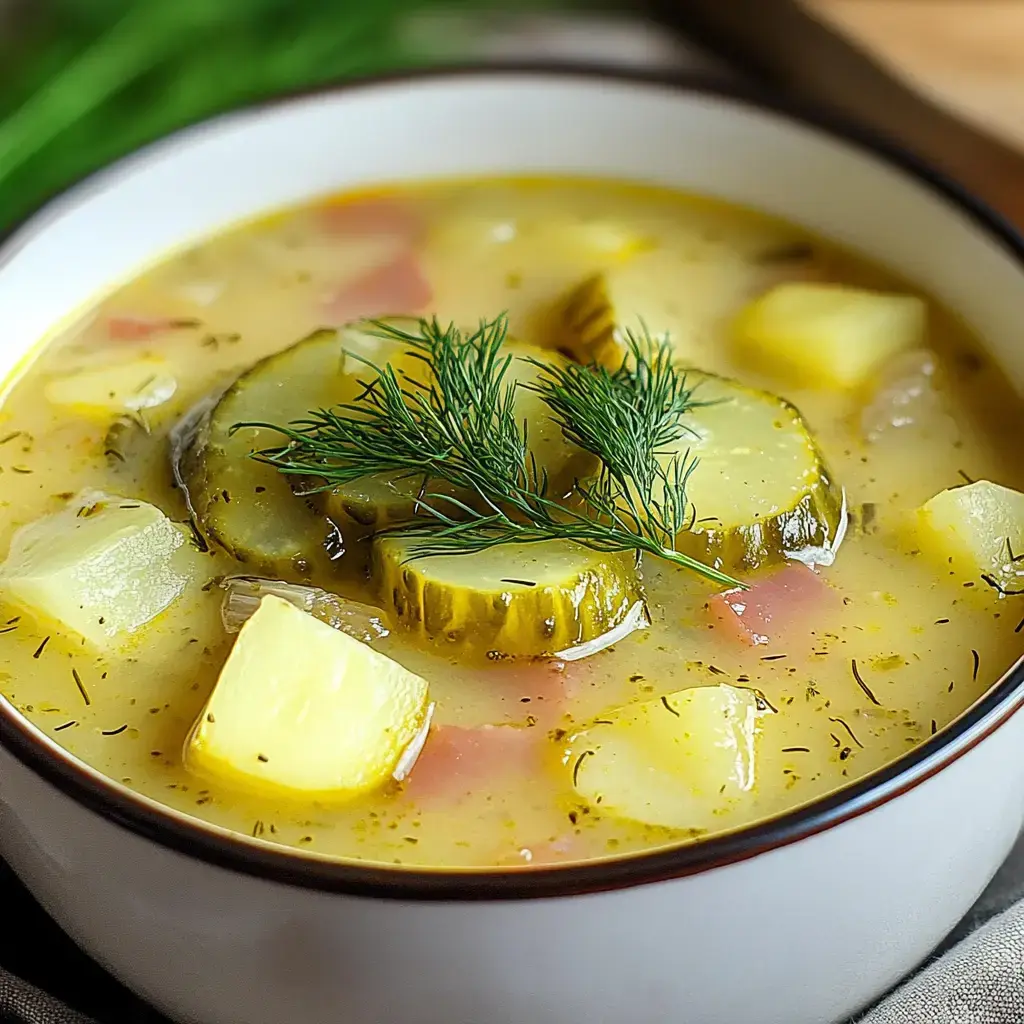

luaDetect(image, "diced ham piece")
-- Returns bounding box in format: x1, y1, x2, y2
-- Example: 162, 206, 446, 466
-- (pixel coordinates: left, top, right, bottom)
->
107, 315, 200, 342
707, 563, 838, 647
325, 252, 432, 324
318, 196, 421, 241
400, 723, 542, 806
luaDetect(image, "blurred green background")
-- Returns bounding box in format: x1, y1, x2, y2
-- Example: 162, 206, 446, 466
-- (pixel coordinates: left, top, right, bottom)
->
0, 0, 631, 230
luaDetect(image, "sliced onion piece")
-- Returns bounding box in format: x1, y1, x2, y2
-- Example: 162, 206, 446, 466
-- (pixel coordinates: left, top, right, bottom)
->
392, 702, 436, 782
553, 598, 650, 662
219, 575, 389, 643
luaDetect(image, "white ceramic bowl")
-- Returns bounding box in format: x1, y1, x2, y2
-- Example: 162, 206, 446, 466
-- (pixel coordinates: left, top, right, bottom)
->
1, 68, 1023, 1024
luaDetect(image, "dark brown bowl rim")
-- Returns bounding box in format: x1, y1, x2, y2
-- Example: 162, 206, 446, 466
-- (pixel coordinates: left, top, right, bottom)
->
1, 63, 1023, 902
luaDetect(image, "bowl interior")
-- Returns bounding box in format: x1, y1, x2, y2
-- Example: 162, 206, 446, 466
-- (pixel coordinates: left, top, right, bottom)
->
2, 71, 1023, 396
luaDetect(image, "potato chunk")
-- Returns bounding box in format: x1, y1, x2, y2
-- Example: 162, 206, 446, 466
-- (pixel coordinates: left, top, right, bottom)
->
734, 283, 925, 389
0, 490, 192, 648
44, 356, 177, 419
567, 684, 764, 830
187, 595, 430, 797
915, 480, 1024, 593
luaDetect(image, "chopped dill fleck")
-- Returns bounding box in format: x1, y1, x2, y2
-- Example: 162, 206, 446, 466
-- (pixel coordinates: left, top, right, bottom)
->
499, 578, 536, 587
931, 719, 938, 735
935, 618, 950, 625
660, 696, 680, 717
782, 746, 810, 753
761, 654, 786, 661
71, 668, 90, 706
102, 724, 128, 736
829, 716, 864, 748
0, 624, 17, 635
957, 469, 974, 484
707, 665, 725, 675
851, 658, 880, 706
572, 750, 594, 787
1016, 617, 1024, 634
0, 431, 21, 445
54, 721, 77, 732
981, 573, 1024, 597
972, 649, 980, 681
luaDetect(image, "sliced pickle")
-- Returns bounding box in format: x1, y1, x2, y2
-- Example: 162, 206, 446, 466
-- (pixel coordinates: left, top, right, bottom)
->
504, 342, 597, 498
218, 575, 390, 642
323, 341, 593, 526
555, 273, 625, 369
661, 373, 845, 572
324, 471, 425, 531
173, 326, 594, 572
172, 325, 424, 575
371, 537, 648, 658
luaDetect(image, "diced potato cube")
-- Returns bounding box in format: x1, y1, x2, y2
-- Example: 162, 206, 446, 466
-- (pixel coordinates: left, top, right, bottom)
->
0, 490, 192, 648
188, 595, 430, 797
567, 684, 763, 830
44, 356, 176, 419
734, 283, 926, 389
915, 480, 1024, 593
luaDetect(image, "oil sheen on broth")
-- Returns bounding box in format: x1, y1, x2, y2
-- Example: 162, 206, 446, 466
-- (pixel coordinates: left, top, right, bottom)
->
0, 178, 1022, 870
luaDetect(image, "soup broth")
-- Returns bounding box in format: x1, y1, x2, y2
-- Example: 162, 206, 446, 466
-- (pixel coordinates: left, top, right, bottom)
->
0, 177, 1022, 869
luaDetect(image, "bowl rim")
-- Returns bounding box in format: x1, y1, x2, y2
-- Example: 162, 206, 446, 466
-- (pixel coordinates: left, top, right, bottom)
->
1, 62, 1023, 901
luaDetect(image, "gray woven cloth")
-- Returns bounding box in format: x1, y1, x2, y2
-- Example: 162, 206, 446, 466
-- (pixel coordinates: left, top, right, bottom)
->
859, 900, 1024, 1023
0, 971, 94, 1024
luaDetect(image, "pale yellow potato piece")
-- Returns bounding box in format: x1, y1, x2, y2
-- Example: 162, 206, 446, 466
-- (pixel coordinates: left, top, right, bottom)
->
916, 480, 1024, 593
0, 490, 192, 649
568, 684, 763, 830
44, 356, 177, 419
734, 283, 925, 389
188, 595, 430, 797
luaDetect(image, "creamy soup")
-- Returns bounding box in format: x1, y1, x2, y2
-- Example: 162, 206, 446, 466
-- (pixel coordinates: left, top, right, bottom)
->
0, 177, 1022, 869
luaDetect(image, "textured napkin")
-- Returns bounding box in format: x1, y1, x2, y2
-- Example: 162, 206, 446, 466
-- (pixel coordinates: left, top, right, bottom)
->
0, 973, 95, 1024
858, 899, 1024, 1024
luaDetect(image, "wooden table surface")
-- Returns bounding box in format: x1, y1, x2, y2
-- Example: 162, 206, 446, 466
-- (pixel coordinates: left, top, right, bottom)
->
807, 1, 1024, 151
795, 0, 1024, 226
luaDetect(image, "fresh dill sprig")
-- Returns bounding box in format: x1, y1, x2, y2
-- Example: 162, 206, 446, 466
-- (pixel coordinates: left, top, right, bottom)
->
237, 314, 743, 588
524, 327, 719, 547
